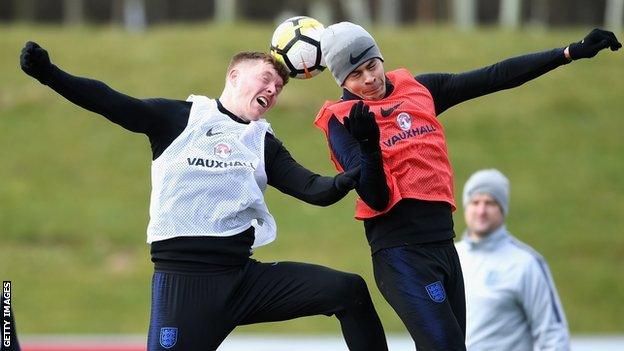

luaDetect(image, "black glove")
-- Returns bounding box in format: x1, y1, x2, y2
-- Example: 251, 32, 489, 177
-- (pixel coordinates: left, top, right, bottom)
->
343, 101, 380, 153
568, 28, 621, 60
20, 41, 54, 84
334, 166, 361, 191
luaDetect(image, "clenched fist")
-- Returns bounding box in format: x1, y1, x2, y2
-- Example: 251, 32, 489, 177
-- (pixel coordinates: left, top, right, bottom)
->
568, 28, 621, 60
20, 41, 54, 84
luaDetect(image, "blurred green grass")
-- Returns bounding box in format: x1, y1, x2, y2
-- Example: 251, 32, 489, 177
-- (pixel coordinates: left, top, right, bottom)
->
1, 23, 623, 335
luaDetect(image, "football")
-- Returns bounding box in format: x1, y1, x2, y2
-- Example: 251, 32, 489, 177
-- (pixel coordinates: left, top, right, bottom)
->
270, 16, 326, 79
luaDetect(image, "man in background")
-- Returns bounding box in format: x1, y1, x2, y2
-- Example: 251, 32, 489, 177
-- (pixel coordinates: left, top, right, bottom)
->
456, 169, 570, 350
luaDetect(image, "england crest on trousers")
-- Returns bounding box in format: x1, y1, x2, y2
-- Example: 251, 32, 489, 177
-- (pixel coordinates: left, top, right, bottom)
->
425, 281, 446, 303
160, 327, 178, 349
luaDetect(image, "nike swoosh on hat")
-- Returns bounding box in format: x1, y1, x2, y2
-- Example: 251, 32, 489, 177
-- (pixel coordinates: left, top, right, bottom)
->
349, 45, 375, 65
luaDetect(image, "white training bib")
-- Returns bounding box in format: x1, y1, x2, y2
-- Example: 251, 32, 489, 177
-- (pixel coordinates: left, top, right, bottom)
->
146, 95, 277, 248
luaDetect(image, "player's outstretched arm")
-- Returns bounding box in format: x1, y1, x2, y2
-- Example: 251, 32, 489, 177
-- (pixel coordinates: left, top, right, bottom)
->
418, 28, 621, 116
20, 41, 161, 134
265, 135, 359, 207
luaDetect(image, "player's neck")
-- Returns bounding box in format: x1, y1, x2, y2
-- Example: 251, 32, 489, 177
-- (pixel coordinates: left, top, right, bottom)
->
216, 98, 250, 124
218, 93, 249, 122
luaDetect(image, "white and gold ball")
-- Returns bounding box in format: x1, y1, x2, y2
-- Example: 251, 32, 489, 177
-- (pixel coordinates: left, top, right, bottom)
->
270, 16, 326, 79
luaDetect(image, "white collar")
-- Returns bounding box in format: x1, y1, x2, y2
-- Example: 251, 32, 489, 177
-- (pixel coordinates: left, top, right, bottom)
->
461, 225, 509, 251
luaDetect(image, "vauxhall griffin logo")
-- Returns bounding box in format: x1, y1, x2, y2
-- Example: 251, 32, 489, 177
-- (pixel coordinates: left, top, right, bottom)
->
214, 143, 232, 158
396, 112, 412, 131
380, 102, 404, 117
349, 45, 375, 65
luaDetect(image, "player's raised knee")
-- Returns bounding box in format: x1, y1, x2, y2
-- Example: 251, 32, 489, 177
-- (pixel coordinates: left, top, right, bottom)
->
333, 273, 371, 304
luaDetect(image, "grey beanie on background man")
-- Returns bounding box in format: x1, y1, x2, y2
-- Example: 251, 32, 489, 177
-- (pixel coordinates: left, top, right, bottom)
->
320, 22, 384, 86
462, 169, 510, 216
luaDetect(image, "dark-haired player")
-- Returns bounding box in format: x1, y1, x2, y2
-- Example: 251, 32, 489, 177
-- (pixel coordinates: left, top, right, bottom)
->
315, 23, 620, 350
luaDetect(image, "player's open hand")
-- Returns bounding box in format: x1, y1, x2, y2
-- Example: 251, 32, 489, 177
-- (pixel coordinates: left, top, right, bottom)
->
568, 28, 622, 60
20, 41, 53, 83
343, 101, 380, 152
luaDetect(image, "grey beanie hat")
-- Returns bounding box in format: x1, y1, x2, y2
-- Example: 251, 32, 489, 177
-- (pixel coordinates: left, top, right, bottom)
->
462, 169, 510, 216
321, 22, 384, 86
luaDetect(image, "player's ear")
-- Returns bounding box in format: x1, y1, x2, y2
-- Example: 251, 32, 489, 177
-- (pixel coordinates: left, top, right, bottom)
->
227, 68, 240, 87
